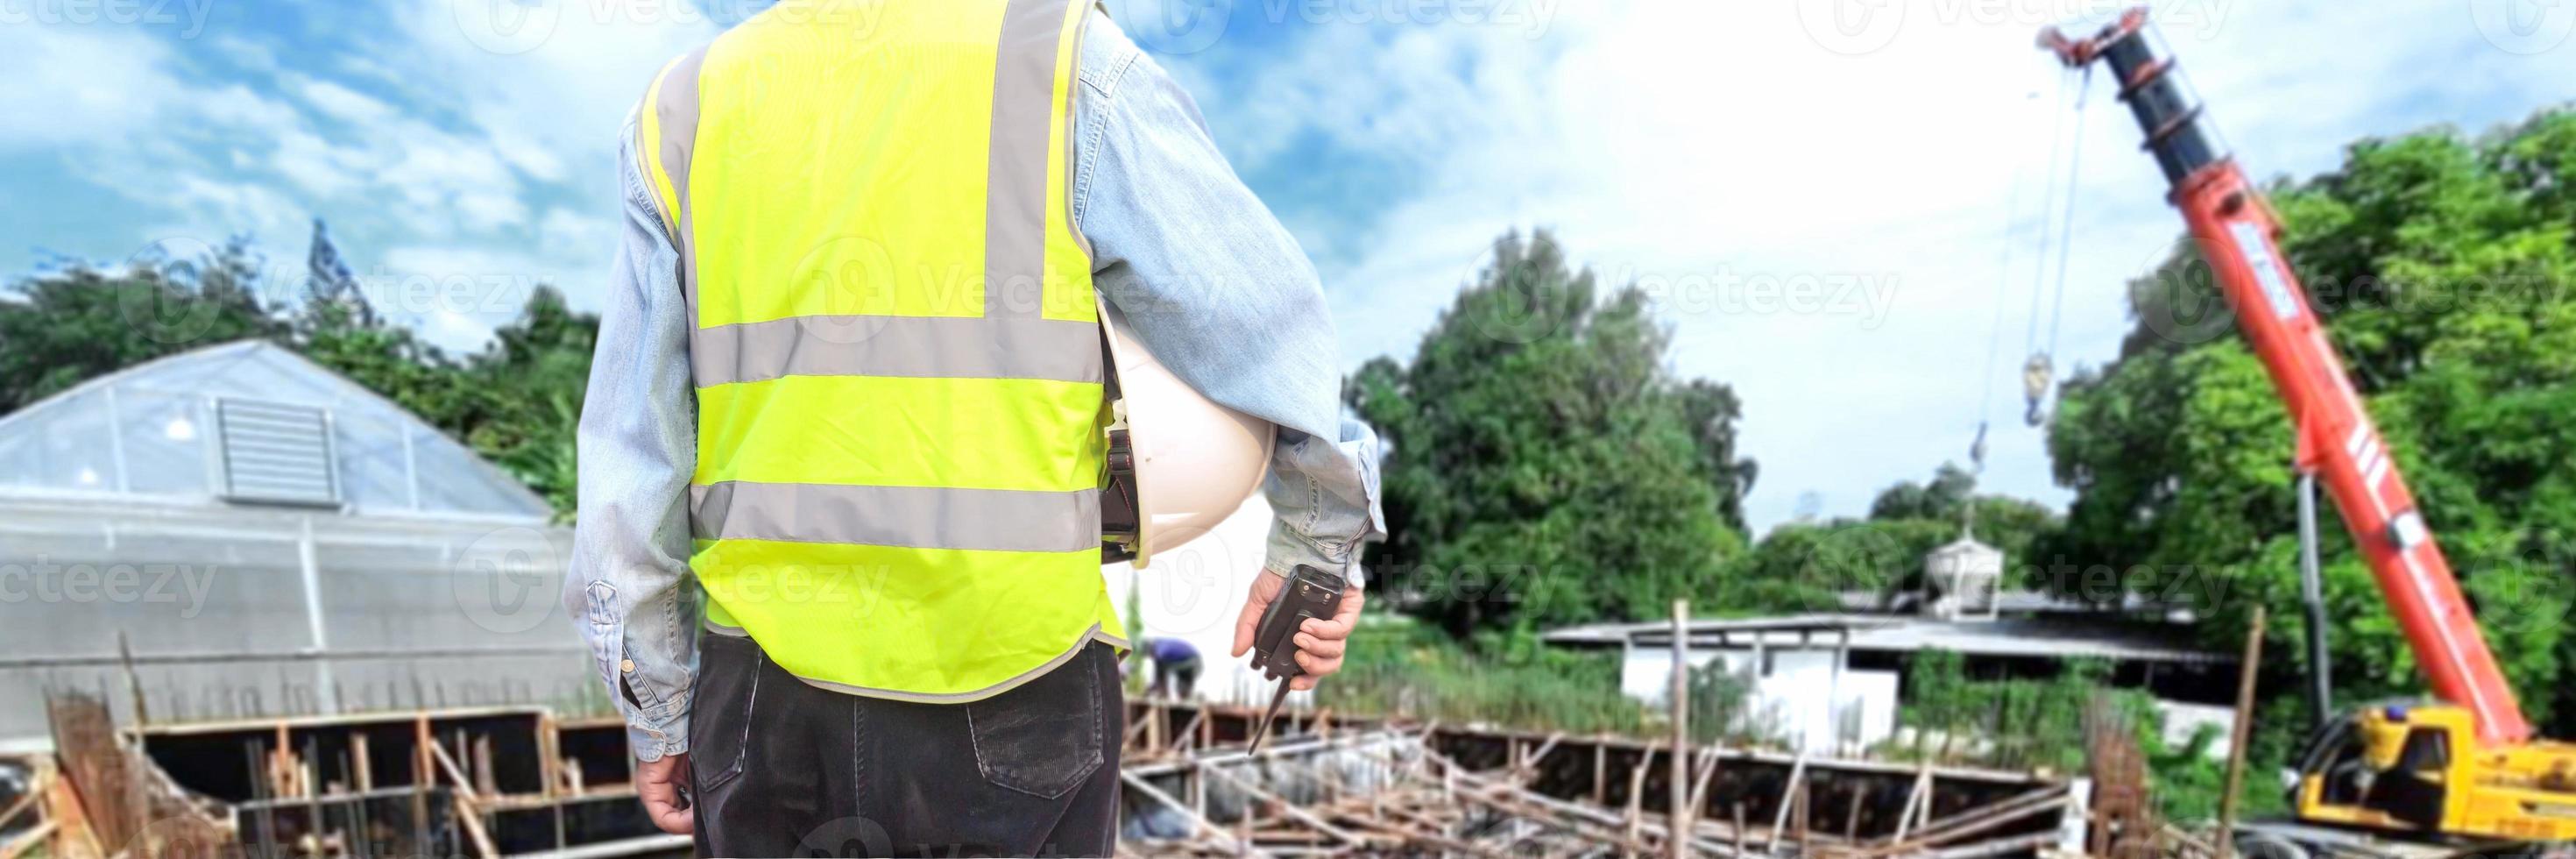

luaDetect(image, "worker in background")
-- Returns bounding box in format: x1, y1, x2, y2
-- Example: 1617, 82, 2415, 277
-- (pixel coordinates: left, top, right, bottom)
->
1141, 636, 1203, 700
564, 1, 1384, 855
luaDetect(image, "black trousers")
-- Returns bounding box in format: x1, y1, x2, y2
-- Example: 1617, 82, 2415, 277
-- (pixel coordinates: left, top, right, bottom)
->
689, 634, 1123, 857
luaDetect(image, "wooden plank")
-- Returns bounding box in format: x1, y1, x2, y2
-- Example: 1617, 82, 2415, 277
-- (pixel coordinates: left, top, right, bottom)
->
0, 820, 59, 859
352, 732, 374, 792
1687, 746, 1723, 826
46, 693, 138, 855
2216, 607, 2268, 859
1594, 739, 1609, 805
1118, 770, 1256, 857
1625, 742, 1654, 848
429, 741, 499, 859
38, 757, 103, 859
1770, 749, 1809, 847
0, 780, 40, 832
1200, 765, 1366, 848
1669, 600, 1690, 859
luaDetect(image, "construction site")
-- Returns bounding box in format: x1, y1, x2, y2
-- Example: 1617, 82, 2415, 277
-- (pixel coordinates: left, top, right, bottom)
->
0, 342, 2146, 857
0, 686, 2155, 859
10, 4, 2576, 859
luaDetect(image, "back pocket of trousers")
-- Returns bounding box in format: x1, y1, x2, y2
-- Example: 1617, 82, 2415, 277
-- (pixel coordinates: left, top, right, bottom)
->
965, 650, 1103, 799
689, 633, 760, 793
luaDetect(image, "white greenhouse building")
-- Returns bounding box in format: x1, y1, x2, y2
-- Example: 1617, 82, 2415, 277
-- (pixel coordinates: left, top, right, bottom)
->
0, 341, 585, 744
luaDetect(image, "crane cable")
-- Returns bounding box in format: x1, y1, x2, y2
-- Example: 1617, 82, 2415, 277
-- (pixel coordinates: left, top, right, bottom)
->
1972, 89, 2045, 474
2045, 64, 2095, 371
2021, 64, 2093, 427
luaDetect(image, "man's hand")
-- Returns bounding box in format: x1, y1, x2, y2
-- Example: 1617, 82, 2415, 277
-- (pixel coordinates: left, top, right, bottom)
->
635, 753, 694, 835
1229, 569, 1364, 691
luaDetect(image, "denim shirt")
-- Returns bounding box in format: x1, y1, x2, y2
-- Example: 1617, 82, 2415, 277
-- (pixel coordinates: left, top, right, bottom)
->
565, 9, 1385, 762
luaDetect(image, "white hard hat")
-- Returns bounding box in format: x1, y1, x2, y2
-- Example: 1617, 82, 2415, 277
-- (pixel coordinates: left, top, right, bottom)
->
1099, 296, 1274, 568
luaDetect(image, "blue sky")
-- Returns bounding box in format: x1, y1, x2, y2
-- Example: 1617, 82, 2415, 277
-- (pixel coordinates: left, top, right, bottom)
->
5, 0, 2574, 533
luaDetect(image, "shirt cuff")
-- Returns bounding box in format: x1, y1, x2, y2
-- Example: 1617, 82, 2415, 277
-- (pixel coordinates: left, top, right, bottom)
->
618, 677, 691, 762
1263, 518, 1364, 588
626, 715, 690, 763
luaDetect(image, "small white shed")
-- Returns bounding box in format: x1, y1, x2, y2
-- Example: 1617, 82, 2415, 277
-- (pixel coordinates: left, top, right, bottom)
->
1924, 534, 2004, 621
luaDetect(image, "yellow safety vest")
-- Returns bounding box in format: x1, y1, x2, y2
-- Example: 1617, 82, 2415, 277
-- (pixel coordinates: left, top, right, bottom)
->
634, 0, 1122, 702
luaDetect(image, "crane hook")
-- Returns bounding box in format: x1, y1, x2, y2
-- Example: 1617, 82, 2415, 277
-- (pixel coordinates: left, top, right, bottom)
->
2022, 352, 2055, 426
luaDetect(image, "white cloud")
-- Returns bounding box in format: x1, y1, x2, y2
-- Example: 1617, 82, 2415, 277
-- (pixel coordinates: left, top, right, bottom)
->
1195, 0, 2576, 534
272, 129, 370, 198
0, 25, 182, 150
372, 244, 582, 351
16, 0, 2575, 541
297, 79, 400, 126
2, 0, 717, 348
393, 0, 714, 188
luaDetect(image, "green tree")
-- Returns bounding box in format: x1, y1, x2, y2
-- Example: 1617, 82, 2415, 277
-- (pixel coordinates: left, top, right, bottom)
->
2046, 108, 2576, 755
3, 245, 598, 520
458, 287, 597, 515
1868, 463, 2060, 566
0, 240, 287, 413
1723, 517, 1949, 614
1866, 462, 1979, 522
1348, 230, 1754, 635
1718, 465, 2059, 614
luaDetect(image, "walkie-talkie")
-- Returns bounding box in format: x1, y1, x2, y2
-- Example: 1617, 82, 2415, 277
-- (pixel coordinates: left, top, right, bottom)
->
1243, 564, 1348, 755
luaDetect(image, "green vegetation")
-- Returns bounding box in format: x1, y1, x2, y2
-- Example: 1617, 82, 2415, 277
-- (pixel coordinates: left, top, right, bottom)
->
1882, 651, 2243, 821
1886, 651, 2111, 774
2043, 107, 2576, 777
1348, 230, 1759, 637
1337, 107, 2576, 822
1724, 464, 2062, 615
1319, 617, 1768, 746
0, 240, 596, 518
15, 104, 2576, 831
1320, 619, 1652, 734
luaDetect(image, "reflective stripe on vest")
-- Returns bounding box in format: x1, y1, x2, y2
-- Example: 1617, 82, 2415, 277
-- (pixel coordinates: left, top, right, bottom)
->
636, 0, 1122, 703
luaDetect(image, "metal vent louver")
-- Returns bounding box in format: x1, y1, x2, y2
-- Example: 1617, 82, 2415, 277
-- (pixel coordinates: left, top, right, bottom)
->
215, 397, 342, 507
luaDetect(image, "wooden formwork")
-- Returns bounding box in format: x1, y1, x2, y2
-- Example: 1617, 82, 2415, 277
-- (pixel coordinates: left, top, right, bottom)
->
28, 692, 2082, 858
23, 693, 680, 859
1120, 697, 2082, 857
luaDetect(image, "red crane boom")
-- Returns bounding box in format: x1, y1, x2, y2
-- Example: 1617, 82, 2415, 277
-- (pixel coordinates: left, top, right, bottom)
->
2041, 9, 2531, 746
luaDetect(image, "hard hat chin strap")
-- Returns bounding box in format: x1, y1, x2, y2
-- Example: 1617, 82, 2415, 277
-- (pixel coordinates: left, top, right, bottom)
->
1100, 329, 1143, 564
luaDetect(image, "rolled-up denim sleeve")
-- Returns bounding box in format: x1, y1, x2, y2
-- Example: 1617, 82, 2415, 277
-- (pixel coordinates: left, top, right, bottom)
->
1072, 12, 1385, 581
563, 112, 697, 762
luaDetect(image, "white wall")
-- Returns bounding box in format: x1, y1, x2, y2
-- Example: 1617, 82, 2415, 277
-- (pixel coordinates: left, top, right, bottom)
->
2155, 701, 2236, 759
1619, 645, 1898, 756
